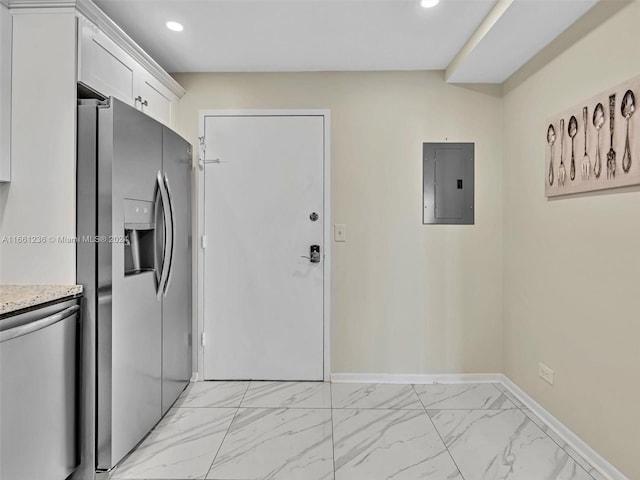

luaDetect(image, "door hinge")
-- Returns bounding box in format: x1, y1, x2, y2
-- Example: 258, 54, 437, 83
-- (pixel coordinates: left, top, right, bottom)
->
201, 332, 206, 346
198, 136, 206, 170
201, 235, 207, 249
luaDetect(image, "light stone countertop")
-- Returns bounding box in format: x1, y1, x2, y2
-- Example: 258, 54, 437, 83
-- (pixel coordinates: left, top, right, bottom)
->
0, 285, 83, 317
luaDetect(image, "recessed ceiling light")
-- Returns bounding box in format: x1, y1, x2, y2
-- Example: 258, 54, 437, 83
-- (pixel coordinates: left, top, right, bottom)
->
166, 21, 184, 32
420, 0, 439, 8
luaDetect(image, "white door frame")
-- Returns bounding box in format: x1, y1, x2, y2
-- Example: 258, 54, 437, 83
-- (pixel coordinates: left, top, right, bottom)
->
195, 109, 331, 381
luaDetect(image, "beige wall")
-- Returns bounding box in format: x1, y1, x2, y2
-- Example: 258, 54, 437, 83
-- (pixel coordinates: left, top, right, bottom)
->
502, 1, 640, 478
173, 71, 504, 375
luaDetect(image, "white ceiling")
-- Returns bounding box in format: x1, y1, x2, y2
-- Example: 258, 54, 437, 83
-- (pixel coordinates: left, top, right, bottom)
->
446, 0, 598, 83
94, 0, 598, 83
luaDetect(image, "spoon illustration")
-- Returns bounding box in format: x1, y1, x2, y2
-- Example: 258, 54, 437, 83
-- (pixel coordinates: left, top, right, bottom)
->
558, 119, 566, 186
547, 124, 556, 186
592, 102, 604, 179
621, 89, 635, 173
582, 107, 591, 180
568, 115, 578, 181
607, 94, 616, 179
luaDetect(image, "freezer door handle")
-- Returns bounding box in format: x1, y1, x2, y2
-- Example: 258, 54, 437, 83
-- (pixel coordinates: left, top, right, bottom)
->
155, 171, 173, 299
0, 305, 79, 343
162, 172, 176, 296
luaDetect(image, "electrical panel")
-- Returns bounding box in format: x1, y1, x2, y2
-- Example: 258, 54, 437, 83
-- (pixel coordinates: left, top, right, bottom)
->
423, 142, 474, 225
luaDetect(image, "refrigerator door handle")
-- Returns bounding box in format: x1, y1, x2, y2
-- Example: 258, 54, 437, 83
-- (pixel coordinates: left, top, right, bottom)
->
155, 171, 173, 299
154, 179, 163, 288
162, 172, 176, 296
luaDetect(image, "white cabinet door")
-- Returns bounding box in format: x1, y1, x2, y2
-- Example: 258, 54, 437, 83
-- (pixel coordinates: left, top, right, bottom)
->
0, 3, 11, 182
138, 71, 175, 127
77, 18, 179, 128
78, 18, 137, 106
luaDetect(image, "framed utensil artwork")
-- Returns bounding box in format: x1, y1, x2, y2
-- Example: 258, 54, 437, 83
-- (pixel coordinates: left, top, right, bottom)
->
545, 75, 638, 197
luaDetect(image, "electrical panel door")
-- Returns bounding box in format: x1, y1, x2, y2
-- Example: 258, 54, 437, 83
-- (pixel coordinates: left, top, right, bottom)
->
423, 143, 474, 225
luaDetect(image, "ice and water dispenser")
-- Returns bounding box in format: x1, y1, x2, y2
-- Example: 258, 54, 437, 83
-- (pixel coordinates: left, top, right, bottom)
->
123, 199, 156, 275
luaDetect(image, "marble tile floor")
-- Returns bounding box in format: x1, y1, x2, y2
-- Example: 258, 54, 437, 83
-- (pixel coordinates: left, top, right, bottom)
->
110, 381, 605, 480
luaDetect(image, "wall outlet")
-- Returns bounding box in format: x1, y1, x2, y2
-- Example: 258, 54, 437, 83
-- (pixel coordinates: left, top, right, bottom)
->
538, 363, 554, 385
334, 224, 346, 242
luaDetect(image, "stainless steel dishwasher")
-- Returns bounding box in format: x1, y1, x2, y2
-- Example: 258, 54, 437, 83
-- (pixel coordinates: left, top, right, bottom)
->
0, 299, 80, 480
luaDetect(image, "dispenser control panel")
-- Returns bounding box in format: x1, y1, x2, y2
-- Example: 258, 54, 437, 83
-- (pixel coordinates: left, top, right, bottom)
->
123, 199, 154, 230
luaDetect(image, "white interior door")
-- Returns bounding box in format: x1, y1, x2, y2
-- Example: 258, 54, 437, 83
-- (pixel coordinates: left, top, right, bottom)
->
203, 115, 325, 380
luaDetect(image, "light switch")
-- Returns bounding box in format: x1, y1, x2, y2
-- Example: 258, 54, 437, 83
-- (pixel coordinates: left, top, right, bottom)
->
334, 224, 346, 242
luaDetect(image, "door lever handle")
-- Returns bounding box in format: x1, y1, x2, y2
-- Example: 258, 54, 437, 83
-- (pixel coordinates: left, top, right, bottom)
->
301, 245, 321, 263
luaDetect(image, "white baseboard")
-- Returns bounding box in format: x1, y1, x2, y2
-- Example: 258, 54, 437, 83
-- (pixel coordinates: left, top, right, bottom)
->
330, 372, 628, 480
499, 375, 628, 480
330, 372, 503, 384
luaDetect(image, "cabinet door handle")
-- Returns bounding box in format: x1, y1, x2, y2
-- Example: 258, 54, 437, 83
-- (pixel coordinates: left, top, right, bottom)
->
134, 96, 148, 107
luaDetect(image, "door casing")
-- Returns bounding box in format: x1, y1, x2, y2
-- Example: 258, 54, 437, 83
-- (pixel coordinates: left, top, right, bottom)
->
195, 109, 332, 381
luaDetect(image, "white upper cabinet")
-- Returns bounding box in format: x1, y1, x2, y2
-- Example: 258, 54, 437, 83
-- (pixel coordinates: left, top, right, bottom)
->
137, 70, 176, 126
78, 20, 137, 105
77, 16, 181, 128
0, 3, 11, 182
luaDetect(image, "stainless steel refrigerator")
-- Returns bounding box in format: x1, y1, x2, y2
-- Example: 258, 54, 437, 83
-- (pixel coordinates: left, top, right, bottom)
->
76, 97, 192, 477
